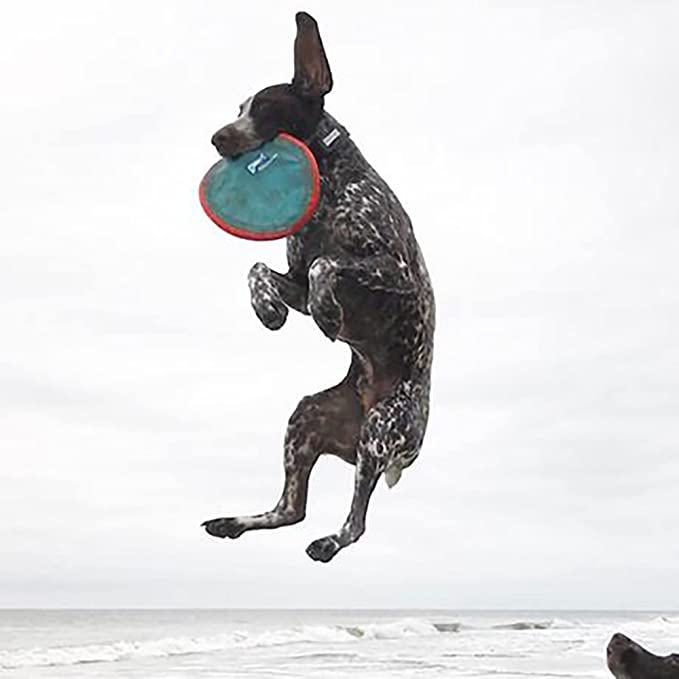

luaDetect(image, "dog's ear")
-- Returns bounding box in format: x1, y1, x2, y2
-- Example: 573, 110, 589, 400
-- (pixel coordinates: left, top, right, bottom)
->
292, 12, 333, 98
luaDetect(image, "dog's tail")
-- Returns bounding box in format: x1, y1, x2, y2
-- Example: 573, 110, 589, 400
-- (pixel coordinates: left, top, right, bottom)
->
384, 462, 403, 488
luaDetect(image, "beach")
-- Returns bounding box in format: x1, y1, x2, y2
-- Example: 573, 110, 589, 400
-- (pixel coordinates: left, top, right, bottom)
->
1, 609, 678, 678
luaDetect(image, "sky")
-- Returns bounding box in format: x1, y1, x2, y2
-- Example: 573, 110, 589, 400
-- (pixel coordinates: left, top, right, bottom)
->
0, 0, 678, 609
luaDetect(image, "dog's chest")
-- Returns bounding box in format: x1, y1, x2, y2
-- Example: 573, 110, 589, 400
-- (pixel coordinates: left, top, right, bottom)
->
287, 160, 407, 273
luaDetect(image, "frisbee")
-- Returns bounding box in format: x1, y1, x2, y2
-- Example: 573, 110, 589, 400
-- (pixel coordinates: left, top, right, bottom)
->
199, 132, 320, 241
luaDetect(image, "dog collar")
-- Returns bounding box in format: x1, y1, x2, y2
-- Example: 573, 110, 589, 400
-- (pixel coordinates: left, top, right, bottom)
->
306, 112, 350, 160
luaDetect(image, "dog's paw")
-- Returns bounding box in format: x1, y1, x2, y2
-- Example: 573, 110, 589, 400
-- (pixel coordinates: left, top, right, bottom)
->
201, 517, 247, 539
306, 535, 341, 563
248, 262, 288, 330
252, 296, 288, 330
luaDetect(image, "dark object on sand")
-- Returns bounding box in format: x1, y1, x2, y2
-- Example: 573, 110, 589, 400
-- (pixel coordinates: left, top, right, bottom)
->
607, 633, 679, 679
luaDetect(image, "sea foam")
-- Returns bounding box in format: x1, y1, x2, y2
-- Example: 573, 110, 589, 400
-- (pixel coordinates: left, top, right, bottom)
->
0, 617, 451, 669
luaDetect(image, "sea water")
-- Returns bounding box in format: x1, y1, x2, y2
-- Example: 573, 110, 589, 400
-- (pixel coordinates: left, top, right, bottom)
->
1, 609, 678, 678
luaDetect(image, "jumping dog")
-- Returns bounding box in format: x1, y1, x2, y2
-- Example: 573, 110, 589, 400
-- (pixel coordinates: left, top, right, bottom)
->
202, 11, 435, 562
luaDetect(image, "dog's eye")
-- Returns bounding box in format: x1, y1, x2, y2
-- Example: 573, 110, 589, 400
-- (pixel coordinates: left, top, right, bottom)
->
250, 98, 274, 116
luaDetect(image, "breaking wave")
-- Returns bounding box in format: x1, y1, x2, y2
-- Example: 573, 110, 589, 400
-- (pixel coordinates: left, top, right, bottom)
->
493, 619, 577, 631
433, 622, 463, 633
0, 617, 457, 670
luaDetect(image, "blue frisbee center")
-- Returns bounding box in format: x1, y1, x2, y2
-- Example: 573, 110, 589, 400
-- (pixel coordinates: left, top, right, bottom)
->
201, 135, 318, 237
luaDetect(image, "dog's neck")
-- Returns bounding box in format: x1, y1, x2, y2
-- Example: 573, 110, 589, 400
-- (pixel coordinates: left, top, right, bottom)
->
306, 111, 352, 168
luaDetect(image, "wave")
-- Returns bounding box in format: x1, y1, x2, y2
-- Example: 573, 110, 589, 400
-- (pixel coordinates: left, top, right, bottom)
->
345, 618, 445, 639
493, 618, 576, 631
648, 615, 679, 626
433, 622, 463, 633
0, 617, 453, 670
444, 652, 528, 658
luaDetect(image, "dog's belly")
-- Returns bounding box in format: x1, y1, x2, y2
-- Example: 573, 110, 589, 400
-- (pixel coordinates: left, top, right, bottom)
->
336, 270, 434, 361
341, 319, 433, 423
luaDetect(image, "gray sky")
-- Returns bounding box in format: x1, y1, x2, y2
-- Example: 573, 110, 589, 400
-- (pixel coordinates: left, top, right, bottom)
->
1, 0, 678, 609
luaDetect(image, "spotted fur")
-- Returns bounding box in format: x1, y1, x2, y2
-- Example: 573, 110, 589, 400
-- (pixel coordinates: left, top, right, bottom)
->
202, 12, 435, 562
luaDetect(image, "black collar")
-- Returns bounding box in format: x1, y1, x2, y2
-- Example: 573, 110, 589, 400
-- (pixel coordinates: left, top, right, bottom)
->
306, 111, 350, 161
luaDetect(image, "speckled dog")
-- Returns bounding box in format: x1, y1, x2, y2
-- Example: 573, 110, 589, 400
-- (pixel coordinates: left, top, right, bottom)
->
202, 12, 435, 562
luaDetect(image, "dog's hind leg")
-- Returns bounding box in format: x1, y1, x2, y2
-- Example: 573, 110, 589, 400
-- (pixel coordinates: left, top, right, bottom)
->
305, 382, 426, 563
202, 379, 363, 540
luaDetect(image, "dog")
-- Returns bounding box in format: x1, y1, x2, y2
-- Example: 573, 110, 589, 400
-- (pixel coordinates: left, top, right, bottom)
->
202, 11, 435, 562
607, 633, 679, 679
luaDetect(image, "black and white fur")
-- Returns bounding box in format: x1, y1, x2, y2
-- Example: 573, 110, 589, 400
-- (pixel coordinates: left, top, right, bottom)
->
202, 12, 435, 563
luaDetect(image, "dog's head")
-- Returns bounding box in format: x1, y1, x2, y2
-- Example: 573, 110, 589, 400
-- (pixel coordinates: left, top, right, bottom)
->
211, 12, 332, 158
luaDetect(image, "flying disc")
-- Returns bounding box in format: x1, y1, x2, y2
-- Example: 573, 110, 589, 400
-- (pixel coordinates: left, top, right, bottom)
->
199, 132, 320, 241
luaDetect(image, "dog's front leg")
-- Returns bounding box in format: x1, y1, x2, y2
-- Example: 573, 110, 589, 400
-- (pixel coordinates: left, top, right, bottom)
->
248, 262, 309, 330
308, 257, 343, 340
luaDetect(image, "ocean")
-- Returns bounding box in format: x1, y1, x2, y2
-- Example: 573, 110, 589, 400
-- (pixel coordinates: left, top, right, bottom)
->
1, 610, 677, 678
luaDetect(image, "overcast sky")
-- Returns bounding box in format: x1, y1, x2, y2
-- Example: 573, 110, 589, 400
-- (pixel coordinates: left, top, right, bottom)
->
1, 0, 678, 609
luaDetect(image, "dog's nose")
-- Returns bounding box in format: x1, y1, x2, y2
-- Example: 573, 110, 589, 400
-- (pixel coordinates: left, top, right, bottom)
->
212, 127, 232, 147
